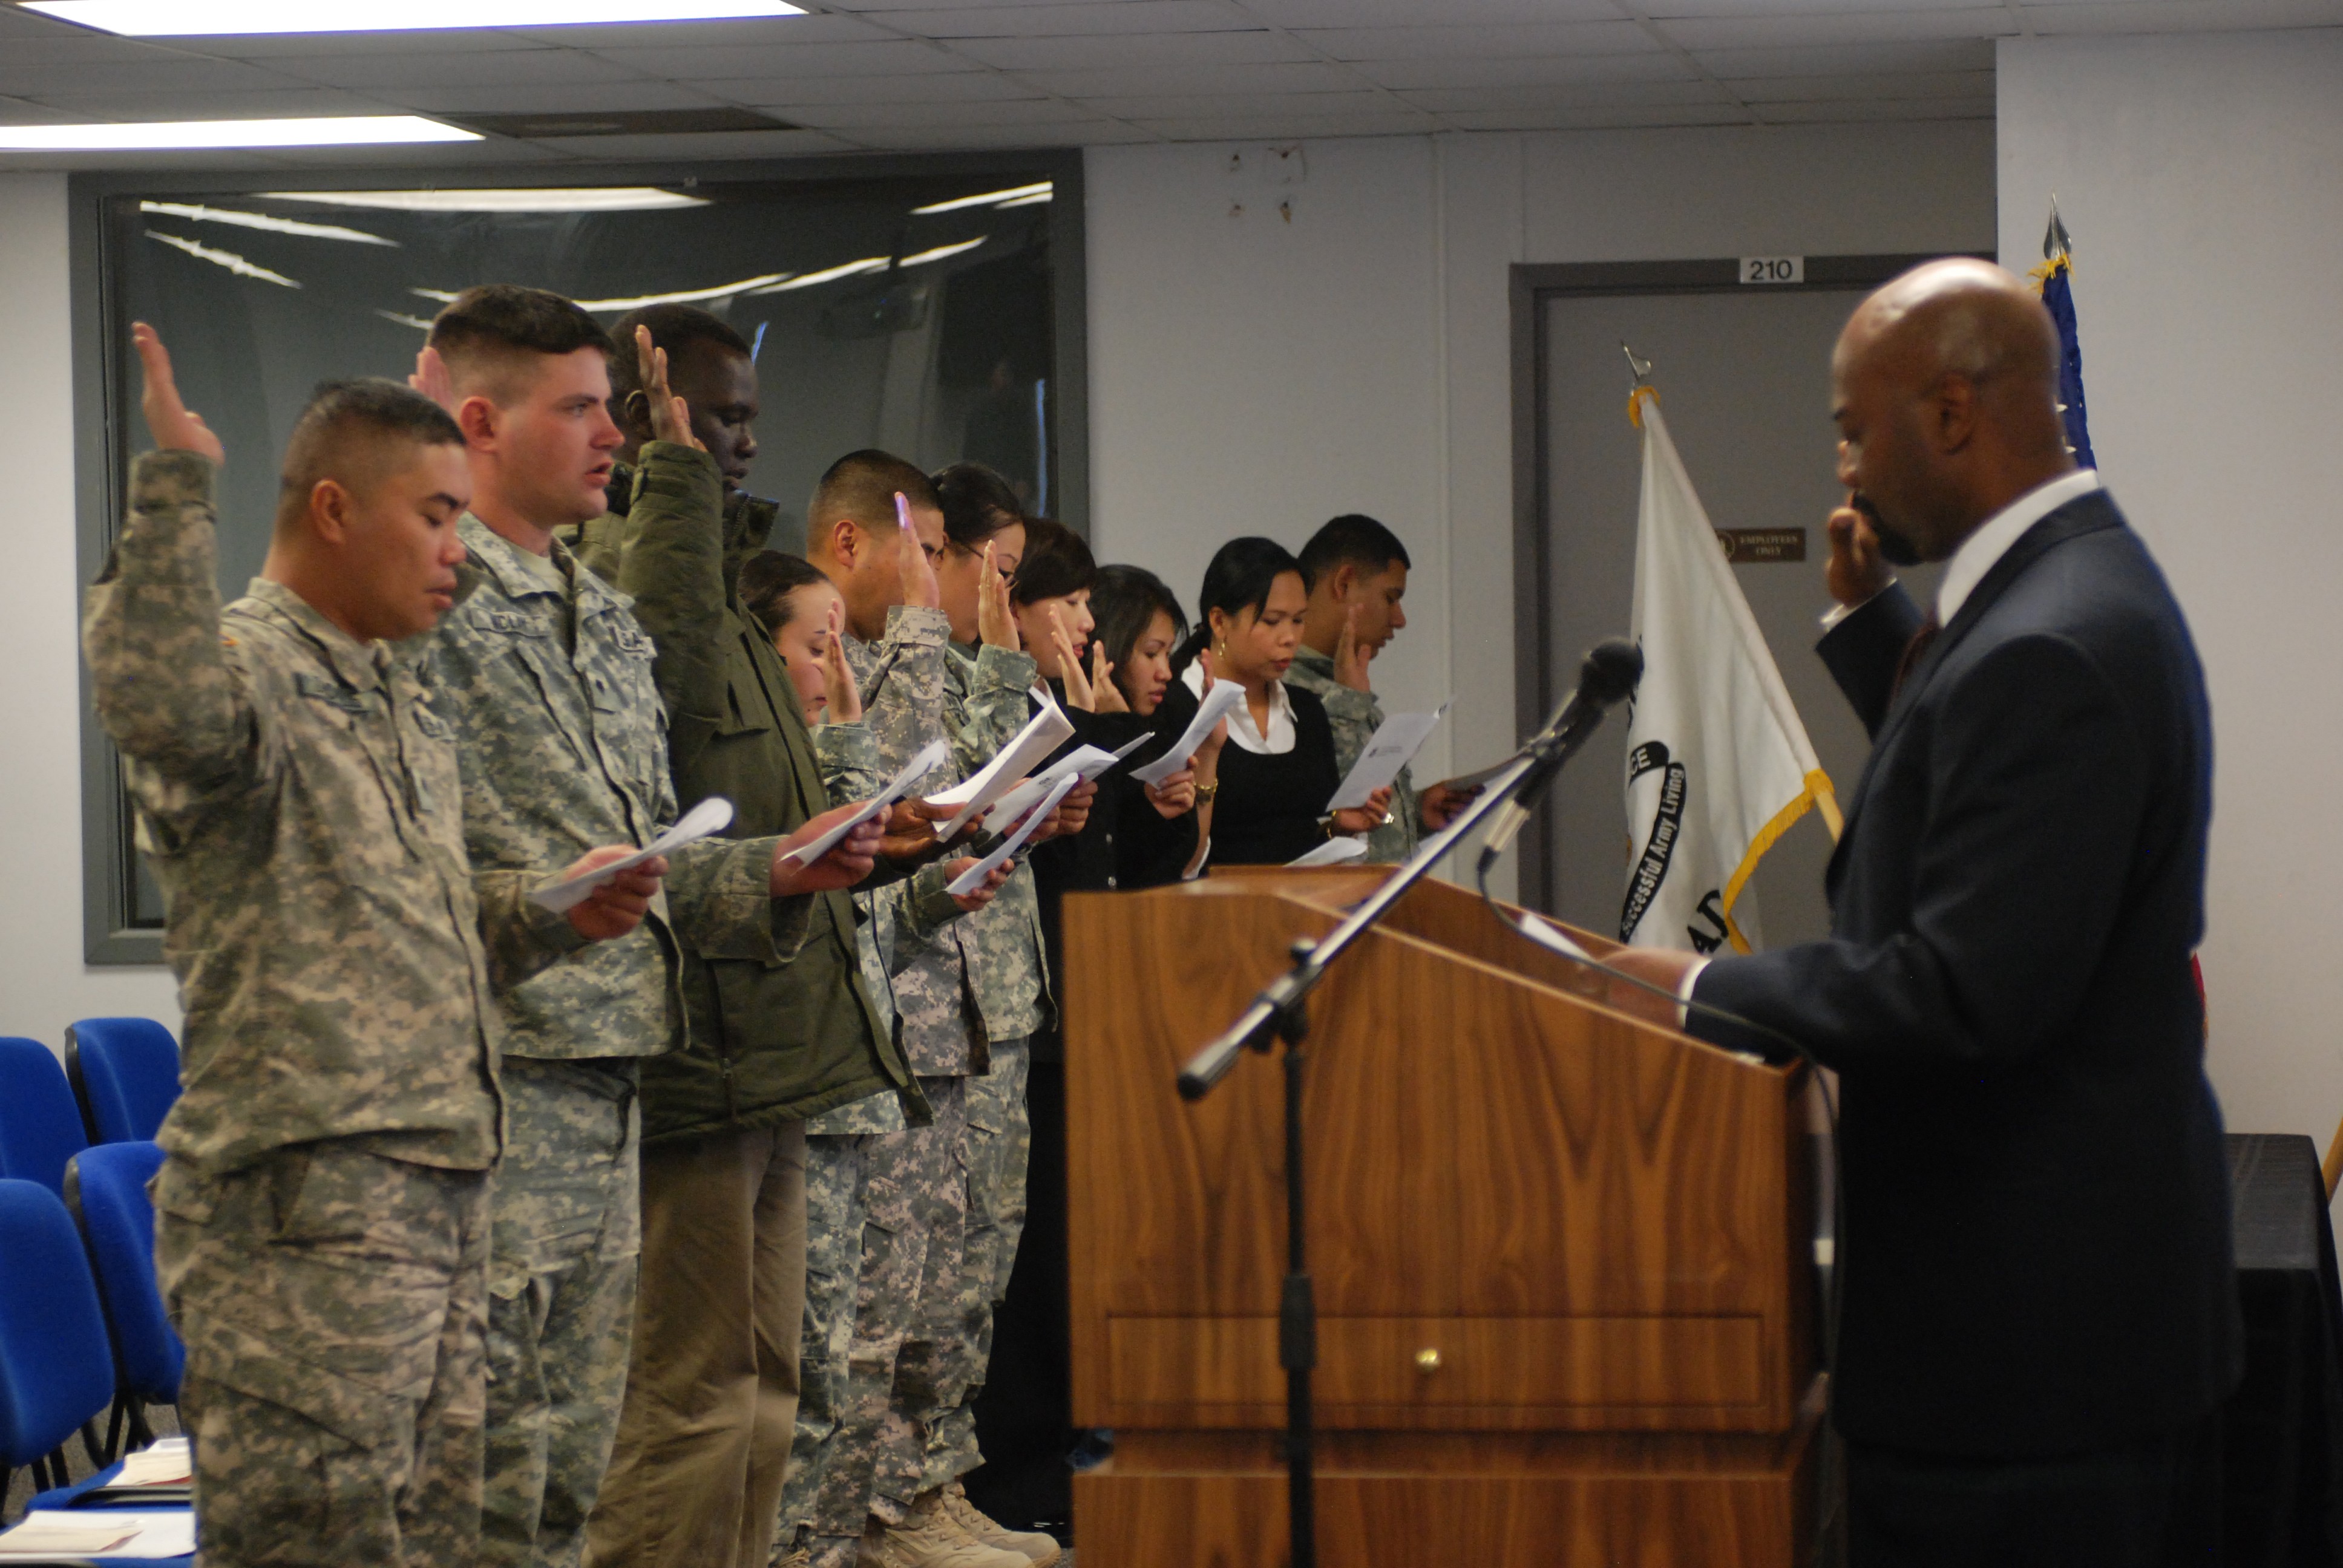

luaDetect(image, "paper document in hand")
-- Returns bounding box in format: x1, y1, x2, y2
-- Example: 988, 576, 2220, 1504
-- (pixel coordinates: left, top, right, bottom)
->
778, 738, 949, 869
1130, 679, 1246, 786
929, 687, 1076, 837
988, 733, 1152, 823
946, 773, 1080, 895
1286, 837, 1368, 868
1328, 701, 1449, 811
529, 795, 734, 913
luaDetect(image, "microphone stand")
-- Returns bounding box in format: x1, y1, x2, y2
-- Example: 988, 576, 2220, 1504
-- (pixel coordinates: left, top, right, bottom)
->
1175, 692, 1622, 1568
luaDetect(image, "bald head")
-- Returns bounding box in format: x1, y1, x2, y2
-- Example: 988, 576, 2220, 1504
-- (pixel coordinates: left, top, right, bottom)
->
1830, 258, 2077, 563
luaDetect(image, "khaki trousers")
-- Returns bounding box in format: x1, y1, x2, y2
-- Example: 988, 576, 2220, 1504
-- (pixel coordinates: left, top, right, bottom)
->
583, 1120, 807, 1568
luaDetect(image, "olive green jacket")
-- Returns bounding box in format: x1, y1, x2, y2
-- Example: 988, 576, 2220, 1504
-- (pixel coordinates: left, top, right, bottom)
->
565, 449, 917, 1142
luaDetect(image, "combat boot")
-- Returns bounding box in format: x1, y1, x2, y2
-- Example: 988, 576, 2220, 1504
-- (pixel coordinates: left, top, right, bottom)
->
937, 1483, 1061, 1566
856, 1495, 1027, 1568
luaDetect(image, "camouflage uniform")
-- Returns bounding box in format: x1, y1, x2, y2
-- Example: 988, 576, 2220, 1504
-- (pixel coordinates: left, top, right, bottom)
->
1286, 645, 1420, 862
427, 488, 780, 1568
84, 451, 585, 1567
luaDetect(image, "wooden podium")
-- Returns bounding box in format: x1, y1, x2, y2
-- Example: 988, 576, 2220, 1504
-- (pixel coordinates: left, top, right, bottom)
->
1063, 867, 1820, 1567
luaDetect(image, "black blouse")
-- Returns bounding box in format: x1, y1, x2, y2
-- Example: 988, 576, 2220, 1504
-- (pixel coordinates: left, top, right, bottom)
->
1149, 676, 1339, 868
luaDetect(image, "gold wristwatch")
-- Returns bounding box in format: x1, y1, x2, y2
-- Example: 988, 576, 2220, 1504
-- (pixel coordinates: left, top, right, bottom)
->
1194, 779, 1220, 804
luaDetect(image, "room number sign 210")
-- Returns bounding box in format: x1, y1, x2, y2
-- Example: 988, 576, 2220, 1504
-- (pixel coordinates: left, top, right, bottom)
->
1740, 255, 1805, 284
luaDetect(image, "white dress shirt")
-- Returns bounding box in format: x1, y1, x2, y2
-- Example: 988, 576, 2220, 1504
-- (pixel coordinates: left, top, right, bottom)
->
1680, 469, 2105, 1021
1182, 659, 1295, 754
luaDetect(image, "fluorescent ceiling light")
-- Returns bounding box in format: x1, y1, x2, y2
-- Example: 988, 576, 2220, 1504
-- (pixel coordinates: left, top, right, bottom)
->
147, 230, 300, 288
377, 310, 437, 331
752, 258, 887, 293
140, 200, 396, 246
912, 182, 1050, 217
260, 187, 705, 214
23, 0, 802, 36
575, 273, 792, 311
899, 237, 986, 267
994, 191, 1052, 209
0, 116, 474, 151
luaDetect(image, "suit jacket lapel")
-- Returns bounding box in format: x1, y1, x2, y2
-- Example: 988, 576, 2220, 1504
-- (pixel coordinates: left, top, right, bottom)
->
1826, 492, 2124, 890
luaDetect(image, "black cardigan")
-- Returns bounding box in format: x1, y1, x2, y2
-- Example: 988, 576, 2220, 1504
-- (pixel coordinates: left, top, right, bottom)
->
1149, 675, 1339, 867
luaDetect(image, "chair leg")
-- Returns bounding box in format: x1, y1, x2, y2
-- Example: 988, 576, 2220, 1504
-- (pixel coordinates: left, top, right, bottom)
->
45, 1446, 70, 1490
103, 1397, 128, 1465
127, 1401, 156, 1454
80, 1419, 106, 1470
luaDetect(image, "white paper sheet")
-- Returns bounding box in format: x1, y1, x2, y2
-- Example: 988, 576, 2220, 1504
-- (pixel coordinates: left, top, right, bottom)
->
776, 739, 950, 869
0, 1510, 196, 1557
1516, 911, 1598, 964
986, 733, 1152, 823
1129, 679, 1247, 786
528, 796, 735, 913
113, 1442, 193, 1487
1326, 701, 1449, 811
1285, 837, 1369, 868
929, 688, 1076, 837
946, 773, 1080, 896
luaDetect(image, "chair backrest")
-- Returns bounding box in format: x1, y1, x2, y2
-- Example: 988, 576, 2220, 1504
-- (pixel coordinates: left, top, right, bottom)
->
65, 1019, 182, 1145
0, 1037, 90, 1197
0, 1178, 116, 1465
64, 1142, 183, 1407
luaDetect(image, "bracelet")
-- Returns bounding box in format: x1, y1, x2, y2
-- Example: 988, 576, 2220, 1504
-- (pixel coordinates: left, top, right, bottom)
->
1193, 779, 1219, 804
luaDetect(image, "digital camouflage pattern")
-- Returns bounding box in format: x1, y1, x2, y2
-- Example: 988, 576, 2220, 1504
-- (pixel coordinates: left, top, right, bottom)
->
779, 1129, 871, 1561
944, 642, 1050, 1047
82, 452, 589, 1179
480, 1057, 643, 1568
1286, 645, 1420, 863
925, 1034, 1032, 1492
155, 1145, 492, 1568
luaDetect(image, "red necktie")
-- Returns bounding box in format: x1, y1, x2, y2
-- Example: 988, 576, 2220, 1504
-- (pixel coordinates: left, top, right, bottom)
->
1890, 612, 1942, 701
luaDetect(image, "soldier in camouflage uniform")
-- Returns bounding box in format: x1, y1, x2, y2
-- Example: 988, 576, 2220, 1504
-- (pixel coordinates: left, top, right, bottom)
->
1288, 514, 1477, 863
791, 453, 1077, 1568
85, 333, 661, 1567
416, 288, 882, 1568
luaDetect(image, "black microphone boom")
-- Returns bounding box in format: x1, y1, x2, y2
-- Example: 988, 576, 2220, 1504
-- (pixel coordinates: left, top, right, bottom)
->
1478, 639, 1643, 866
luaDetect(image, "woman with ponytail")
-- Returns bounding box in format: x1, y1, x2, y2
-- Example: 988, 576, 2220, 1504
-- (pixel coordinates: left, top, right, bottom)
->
1156, 537, 1390, 866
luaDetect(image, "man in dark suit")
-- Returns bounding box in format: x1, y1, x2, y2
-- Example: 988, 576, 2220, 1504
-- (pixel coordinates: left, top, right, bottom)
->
1607, 258, 2240, 1566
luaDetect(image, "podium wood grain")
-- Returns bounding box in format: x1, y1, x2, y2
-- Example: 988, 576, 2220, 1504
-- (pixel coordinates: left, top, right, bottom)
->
1064, 869, 1817, 1565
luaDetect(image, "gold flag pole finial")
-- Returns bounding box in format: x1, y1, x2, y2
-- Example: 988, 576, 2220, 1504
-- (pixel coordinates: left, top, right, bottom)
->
1623, 342, 1656, 426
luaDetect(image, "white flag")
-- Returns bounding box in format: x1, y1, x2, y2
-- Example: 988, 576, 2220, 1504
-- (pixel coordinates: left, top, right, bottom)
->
1619, 387, 1840, 956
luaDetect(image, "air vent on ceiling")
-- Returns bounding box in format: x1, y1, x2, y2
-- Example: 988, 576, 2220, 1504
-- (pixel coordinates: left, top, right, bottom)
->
447, 108, 799, 140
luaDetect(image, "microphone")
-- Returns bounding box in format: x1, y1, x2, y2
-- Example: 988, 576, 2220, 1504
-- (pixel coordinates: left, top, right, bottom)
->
1478, 639, 1642, 866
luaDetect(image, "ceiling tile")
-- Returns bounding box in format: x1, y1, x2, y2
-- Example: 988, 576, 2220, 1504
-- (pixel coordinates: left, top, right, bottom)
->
704, 70, 1041, 103
467, 126, 862, 158
1660, 8, 2014, 49
1731, 68, 1996, 100
1435, 102, 1752, 131
1234, 0, 1624, 24
1755, 94, 1994, 122
1645, 0, 1996, 15
0, 96, 85, 125
508, 13, 891, 47
1133, 109, 1438, 139
157, 28, 556, 57
0, 32, 205, 64
0, 56, 313, 94
875, 1, 1259, 38
373, 80, 729, 113
1396, 79, 1734, 111
2020, 0, 2343, 30
1348, 53, 1696, 90
945, 30, 1308, 70
1070, 87, 1401, 117
1291, 21, 1665, 60
1692, 38, 1995, 77
835, 119, 1155, 147
591, 38, 973, 77
266, 48, 647, 88
22, 86, 398, 119
1017, 59, 1362, 94
779, 97, 1101, 126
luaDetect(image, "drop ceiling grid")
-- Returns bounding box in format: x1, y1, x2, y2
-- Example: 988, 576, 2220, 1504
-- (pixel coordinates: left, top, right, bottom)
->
0, 0, 2332, 160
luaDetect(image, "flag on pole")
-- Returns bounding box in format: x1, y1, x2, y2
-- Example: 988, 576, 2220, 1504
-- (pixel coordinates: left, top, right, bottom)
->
1619, 384, 1840, 955
2034, 200, 2096, 467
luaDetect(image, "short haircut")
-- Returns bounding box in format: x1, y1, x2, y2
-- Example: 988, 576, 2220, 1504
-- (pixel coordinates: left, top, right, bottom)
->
1297, 513, 1412, 592
738, 549, 832, 633
1090, 564, 1187, 701
1008, 517, 1097, 607
275, 377, 464, 531
807, 448, 941, 540
931, 462, 1027, 552
1174, 535, 1303, 671
606, 302, 753, 411
427, 284, 614, 405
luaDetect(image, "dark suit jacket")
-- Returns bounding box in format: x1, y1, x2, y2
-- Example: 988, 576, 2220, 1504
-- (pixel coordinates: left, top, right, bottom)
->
1691, 489, 2241, 1458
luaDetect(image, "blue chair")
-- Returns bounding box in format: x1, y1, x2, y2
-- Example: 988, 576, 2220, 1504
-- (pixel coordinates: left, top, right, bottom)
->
0, 1178, 117, 1503
64, 1143, 182, 1461
65, 1020, 181, 1146
0, 1037, 91, 1197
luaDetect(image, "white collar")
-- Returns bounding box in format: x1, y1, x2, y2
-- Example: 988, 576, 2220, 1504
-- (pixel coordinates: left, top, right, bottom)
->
1182, 660, 1296, 754
1936, 469, 2102, 626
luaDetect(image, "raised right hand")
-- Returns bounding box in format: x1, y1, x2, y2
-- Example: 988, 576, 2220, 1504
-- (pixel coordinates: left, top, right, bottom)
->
635, 325, 704, 452
897, 493, 941, 610
819, 598, 862, 724
1332, 604, 1372, 692
132, 324, 224, 465
1825, 494, 1894, 607
976, 541, 1019, 650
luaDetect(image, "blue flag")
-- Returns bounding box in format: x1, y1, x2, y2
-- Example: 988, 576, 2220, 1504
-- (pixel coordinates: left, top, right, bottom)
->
2035, 206, 2096, 469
